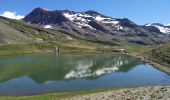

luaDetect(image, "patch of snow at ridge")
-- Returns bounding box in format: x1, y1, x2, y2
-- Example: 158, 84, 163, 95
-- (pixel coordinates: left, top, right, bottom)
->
95, 16, 110, 21
75, 22, 94, 29
63, 13, 91, 21
76, 17, 86, 22
63, 12, 119, 29
95, 15, 119, 24
63, 13, 77, 21
153, 25, 170, 34
44, 25, 53, 29
114, 25, 125, 31
63, 13, 94, 29
102, 20, 119, 24
78, 13, 93, 18
145, 23, 152, 26
145, 24, 170, 34
41, 8, 49, 11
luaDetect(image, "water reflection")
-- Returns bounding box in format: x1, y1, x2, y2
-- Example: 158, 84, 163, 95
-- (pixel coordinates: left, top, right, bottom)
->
0, 53, 170, 96
0, 53, 139, 83
64, 55, 137, 79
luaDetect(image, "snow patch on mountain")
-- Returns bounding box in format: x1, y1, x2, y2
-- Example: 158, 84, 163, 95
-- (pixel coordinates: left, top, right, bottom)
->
95, 16, 109, 21
153, 25, 170, 34
63, 13, 94, 29
63, 13, 76, 21
145, 23, 170, 34
95, 16, 119, 24
145, 23, 152, 26
44, 25, 53, 29
41, 8, 49, 11
63, 12, 119, 30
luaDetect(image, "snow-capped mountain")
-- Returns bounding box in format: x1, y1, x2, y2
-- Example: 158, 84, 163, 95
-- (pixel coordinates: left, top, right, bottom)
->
63, 11, 120, 29
23, 7, 170, 45
145, 23, 170, 35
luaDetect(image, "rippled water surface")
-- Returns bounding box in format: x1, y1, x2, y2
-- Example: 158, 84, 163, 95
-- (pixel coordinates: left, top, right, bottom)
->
0, 53, 170, 96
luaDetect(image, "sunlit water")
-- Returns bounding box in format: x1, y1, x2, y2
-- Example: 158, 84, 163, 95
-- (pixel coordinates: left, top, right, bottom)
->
0, 53, 170, 96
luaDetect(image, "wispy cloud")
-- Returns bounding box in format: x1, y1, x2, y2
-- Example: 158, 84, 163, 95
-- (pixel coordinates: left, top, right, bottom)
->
0, 11, 24, 20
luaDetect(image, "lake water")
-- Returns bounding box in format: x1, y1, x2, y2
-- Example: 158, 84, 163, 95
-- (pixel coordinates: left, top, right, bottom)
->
0, 53, 170, 96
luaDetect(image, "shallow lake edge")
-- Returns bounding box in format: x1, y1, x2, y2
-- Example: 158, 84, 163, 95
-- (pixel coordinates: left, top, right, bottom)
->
0, 86, 169, 99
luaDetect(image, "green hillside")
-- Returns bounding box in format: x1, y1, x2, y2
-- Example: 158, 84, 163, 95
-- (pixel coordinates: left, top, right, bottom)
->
149, 43, 170, 67
0, 16, 120, 55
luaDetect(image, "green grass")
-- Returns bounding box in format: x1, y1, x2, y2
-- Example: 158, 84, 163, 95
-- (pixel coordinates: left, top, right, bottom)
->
122, 43, 170, 74
59, 40, 102, 53
125, 45, 154, 56
149, 43, 170, 67
0, 38, 156, 56
0, 43, 55, 56
0, 89, 108, 100
0, 42, 113, 56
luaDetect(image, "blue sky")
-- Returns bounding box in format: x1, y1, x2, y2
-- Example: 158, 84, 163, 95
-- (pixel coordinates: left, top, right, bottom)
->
0, 0, 170, 25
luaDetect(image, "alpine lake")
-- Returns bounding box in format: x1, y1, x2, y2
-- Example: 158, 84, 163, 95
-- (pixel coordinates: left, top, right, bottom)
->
0, 53, 170, 96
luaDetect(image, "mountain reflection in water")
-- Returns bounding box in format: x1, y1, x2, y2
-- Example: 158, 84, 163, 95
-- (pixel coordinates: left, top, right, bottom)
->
0, 53, 170, 96
0, 53, 140, 83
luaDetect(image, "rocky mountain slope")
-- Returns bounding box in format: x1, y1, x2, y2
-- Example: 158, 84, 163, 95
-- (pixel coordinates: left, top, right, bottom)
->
23, 7, 170, 46
0, 16, 121, 55
0, 17, 33, 45
0, 16, 72, 45
145, 23, 170, 35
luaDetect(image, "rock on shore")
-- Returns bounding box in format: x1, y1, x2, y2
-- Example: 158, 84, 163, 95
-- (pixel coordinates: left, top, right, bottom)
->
64, 86, 170, 100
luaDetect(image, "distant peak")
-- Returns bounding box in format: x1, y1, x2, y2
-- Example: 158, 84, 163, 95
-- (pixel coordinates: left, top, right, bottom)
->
152, 23, 163, 26
61, 9, 75, 14
85, 10, 101, 15
33, 7, 49, 12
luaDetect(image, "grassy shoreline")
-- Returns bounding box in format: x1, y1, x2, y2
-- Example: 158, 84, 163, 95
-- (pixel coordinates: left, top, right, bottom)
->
0, 86, 169, 100
131, 54, 170, 75
124, 45, 170, 75
0, 42, 120, 56
0, 43, 169, 74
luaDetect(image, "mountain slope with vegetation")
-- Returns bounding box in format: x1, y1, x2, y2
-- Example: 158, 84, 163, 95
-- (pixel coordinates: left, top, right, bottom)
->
149, 42, 170, 67
0, 16, 65, 45
0, 16, 121, 55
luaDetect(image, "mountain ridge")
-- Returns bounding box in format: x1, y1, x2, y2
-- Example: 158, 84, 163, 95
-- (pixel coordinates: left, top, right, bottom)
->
23, 7, 170, 46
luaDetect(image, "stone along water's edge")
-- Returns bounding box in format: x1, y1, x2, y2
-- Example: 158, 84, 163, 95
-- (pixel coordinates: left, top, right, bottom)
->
64, 86, 170, 100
